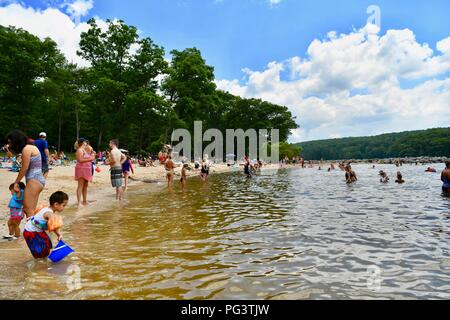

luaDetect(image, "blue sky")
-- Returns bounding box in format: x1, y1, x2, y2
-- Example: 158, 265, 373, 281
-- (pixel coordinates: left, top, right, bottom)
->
1, 0, 450, 142
19, 0, 450, 79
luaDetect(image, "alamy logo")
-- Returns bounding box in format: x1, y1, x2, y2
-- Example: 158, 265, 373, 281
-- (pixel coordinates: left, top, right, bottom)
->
367, 5, 381, 29
171, 121, 280, 163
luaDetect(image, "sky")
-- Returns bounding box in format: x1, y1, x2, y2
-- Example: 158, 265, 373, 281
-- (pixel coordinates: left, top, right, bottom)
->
1, 0, 450, 143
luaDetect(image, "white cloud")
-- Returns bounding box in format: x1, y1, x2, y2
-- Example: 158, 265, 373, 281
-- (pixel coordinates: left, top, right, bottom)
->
63, 0, 93, 20
0, 2, 95, 66
216, 25, 450, 142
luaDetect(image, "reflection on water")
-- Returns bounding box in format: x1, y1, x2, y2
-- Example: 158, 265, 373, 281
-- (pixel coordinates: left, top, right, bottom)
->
1, 164, 450, 300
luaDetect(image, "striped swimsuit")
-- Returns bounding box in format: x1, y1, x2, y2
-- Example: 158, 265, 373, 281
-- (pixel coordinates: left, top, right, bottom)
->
25, 154, 46, 187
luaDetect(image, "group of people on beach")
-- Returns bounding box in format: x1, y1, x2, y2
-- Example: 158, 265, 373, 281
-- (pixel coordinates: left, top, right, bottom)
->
2, 130, 133, 260
74, 137, 133, 207
2, 130, 69, 260
3, 127, 450, 262
164, 154, 212, 189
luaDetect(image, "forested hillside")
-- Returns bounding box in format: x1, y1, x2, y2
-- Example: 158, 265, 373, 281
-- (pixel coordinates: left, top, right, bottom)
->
297, 128, 450, 160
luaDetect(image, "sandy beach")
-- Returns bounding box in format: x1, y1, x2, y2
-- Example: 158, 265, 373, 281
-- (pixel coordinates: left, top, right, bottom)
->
0, 162, 280, 236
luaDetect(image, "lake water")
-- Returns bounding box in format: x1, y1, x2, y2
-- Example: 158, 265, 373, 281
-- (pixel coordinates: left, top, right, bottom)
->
1, 164, 450, 300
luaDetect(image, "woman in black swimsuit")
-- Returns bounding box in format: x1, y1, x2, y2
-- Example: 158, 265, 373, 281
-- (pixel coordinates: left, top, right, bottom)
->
345, 165, 357, 184
244, 156, 252, 178
200, 155, 210, 181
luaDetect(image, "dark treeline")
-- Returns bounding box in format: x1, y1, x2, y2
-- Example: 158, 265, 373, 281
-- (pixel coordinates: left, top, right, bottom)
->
297, 128, 450, 160
0, 19, 298, 157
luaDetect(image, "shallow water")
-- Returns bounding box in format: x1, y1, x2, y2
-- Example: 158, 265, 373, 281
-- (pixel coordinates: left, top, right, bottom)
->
1, 164, 450, 300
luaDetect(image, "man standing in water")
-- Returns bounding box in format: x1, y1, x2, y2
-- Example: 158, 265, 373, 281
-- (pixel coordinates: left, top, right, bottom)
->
441, 162, 450, 196
106, 139, 126, 201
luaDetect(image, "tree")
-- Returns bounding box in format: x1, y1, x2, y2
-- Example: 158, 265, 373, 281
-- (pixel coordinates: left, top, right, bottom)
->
162, 48, 216, 129
275, 142, 302, 160
41, 63, 84, 151
0, 26, 65, 134
1, 19, 299, 156
77, 18, 168, 150
297, 127, 450, 160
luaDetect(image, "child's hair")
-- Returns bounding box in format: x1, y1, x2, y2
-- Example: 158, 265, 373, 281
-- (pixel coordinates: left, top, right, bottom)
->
9, 182, 26, 190
183, 164, 189, 168
110, 139, 119, 147
50, 191, 69, 206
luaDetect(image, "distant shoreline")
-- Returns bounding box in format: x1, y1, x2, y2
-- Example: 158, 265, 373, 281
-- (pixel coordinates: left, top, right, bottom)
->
301, 156, 449, 164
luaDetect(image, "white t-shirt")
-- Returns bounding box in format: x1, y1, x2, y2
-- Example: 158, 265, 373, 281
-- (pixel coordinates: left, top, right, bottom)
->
25, 207, 51, 232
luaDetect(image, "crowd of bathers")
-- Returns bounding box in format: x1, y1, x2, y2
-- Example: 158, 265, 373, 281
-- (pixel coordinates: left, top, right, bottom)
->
3, 128, 450, 261
1, 130, 135, 260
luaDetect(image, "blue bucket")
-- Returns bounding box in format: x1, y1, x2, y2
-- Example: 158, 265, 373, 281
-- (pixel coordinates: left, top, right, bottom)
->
48, 240, 74, 263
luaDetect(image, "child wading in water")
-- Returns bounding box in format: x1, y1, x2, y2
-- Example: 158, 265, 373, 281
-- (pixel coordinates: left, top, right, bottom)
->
4, 182, 26, 240
23, 191, 68, 259
180, 164, 189, 190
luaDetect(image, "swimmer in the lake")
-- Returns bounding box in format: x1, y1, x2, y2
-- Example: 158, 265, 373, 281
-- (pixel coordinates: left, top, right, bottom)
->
441, 162, 450, 196
345, 165, 357, 184
244, 155, 252, 178
379, 170, 389, 183
395, 172, 405, 184
180, 163, 189, 190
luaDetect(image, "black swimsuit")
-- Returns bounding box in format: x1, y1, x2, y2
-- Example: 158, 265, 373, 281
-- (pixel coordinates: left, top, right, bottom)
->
244, 162, 251, 176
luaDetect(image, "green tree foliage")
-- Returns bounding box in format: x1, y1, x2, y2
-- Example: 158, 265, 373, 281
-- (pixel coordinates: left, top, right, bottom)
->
162, 48, 217, 129
0, 25, 65, 133
297, 128, 450, 160
78, 19, 168, 150
273, 142, 302, 160
1, 20, 298, 158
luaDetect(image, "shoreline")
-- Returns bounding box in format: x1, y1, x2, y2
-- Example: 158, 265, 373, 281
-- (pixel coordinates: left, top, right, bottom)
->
1, 159, 446, 236
0, 162, 281, 236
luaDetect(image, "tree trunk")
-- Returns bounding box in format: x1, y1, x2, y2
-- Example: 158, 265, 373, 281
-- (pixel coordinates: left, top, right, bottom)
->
98, 130, 103, 151
58, 111, 62, 152
75, 106, 80, 141
57, 100, 64, 152
164, 128, 169, 144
